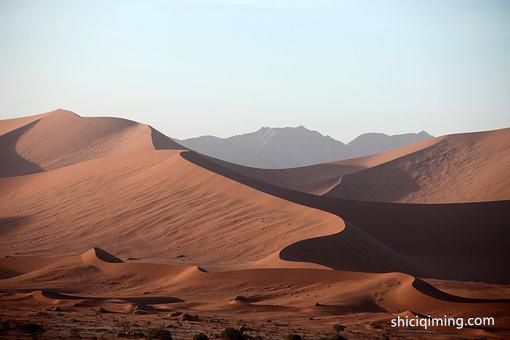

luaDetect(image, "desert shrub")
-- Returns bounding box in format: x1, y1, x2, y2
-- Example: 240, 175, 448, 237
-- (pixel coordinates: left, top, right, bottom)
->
20, 323, 45, 335
147, 327, 173, 340
220, 327, 245, 340
333, 323, 345, 332
193, 332, 209, 340
180, 313, 199, 321
286, 334, 302, 340
97, 306, 108, 313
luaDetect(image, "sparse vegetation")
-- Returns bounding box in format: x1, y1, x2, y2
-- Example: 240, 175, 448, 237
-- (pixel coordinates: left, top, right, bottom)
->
20, 323, 45, 336
147, 327, 173, 340
175, 254, 186, 259
97, 306, 109, 313
193, 332, 209, 340
180, 313, 200, 321
232, 295, 250, 302
333, 323, 345, 332
221, 327, 245, 340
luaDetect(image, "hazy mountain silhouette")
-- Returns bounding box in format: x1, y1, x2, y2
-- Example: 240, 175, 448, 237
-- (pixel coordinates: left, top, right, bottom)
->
178, 127, 433, 168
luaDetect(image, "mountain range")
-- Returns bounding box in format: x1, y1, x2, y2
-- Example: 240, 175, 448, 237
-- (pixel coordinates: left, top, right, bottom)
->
178, 127, 433, 168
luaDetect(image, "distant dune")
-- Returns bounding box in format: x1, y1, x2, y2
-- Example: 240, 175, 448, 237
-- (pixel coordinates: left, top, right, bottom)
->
327, 128, 510, 203
223, 128, 510, 203
0, 109, 183, 177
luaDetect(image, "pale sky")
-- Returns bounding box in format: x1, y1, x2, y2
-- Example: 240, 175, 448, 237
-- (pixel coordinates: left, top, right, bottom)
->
0, 0, 509, 142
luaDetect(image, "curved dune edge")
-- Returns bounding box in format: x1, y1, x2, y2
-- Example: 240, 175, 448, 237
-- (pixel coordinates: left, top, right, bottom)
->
180, 151, 419, 275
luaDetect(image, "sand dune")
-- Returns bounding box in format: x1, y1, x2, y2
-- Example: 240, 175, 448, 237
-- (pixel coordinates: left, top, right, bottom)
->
0, 148, 420, 274
0, 109, 183, 177
1, 248, 508, 338
1, 110, 509, 337
0, 147, 343, 268
2, 248, 508, 315
326, 128, 510, 203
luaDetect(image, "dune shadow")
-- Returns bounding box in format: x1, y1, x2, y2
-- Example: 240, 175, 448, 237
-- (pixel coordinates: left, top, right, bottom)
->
280, 223, 418, 274
150, 127, 187, 150
411, 278, 510, 303
330, 165, 422, 202
329, 199, 510, 284
0, 120, 44, 177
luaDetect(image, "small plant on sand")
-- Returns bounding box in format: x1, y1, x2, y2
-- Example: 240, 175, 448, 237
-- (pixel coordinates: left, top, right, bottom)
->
20, 323, 45, 336
193, 332, 209, 340
333, 323, 345, 333
286, 334, 302, 340
147, 327, 173, 340
97, 306, 109, 313
180, 313, 200, 321
221, 327, 245, 340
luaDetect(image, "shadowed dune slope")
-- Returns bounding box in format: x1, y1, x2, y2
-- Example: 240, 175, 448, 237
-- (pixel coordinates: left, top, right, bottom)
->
326, 128, 510, 203
0, 109, 184, 177
181, 152, 510, 283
